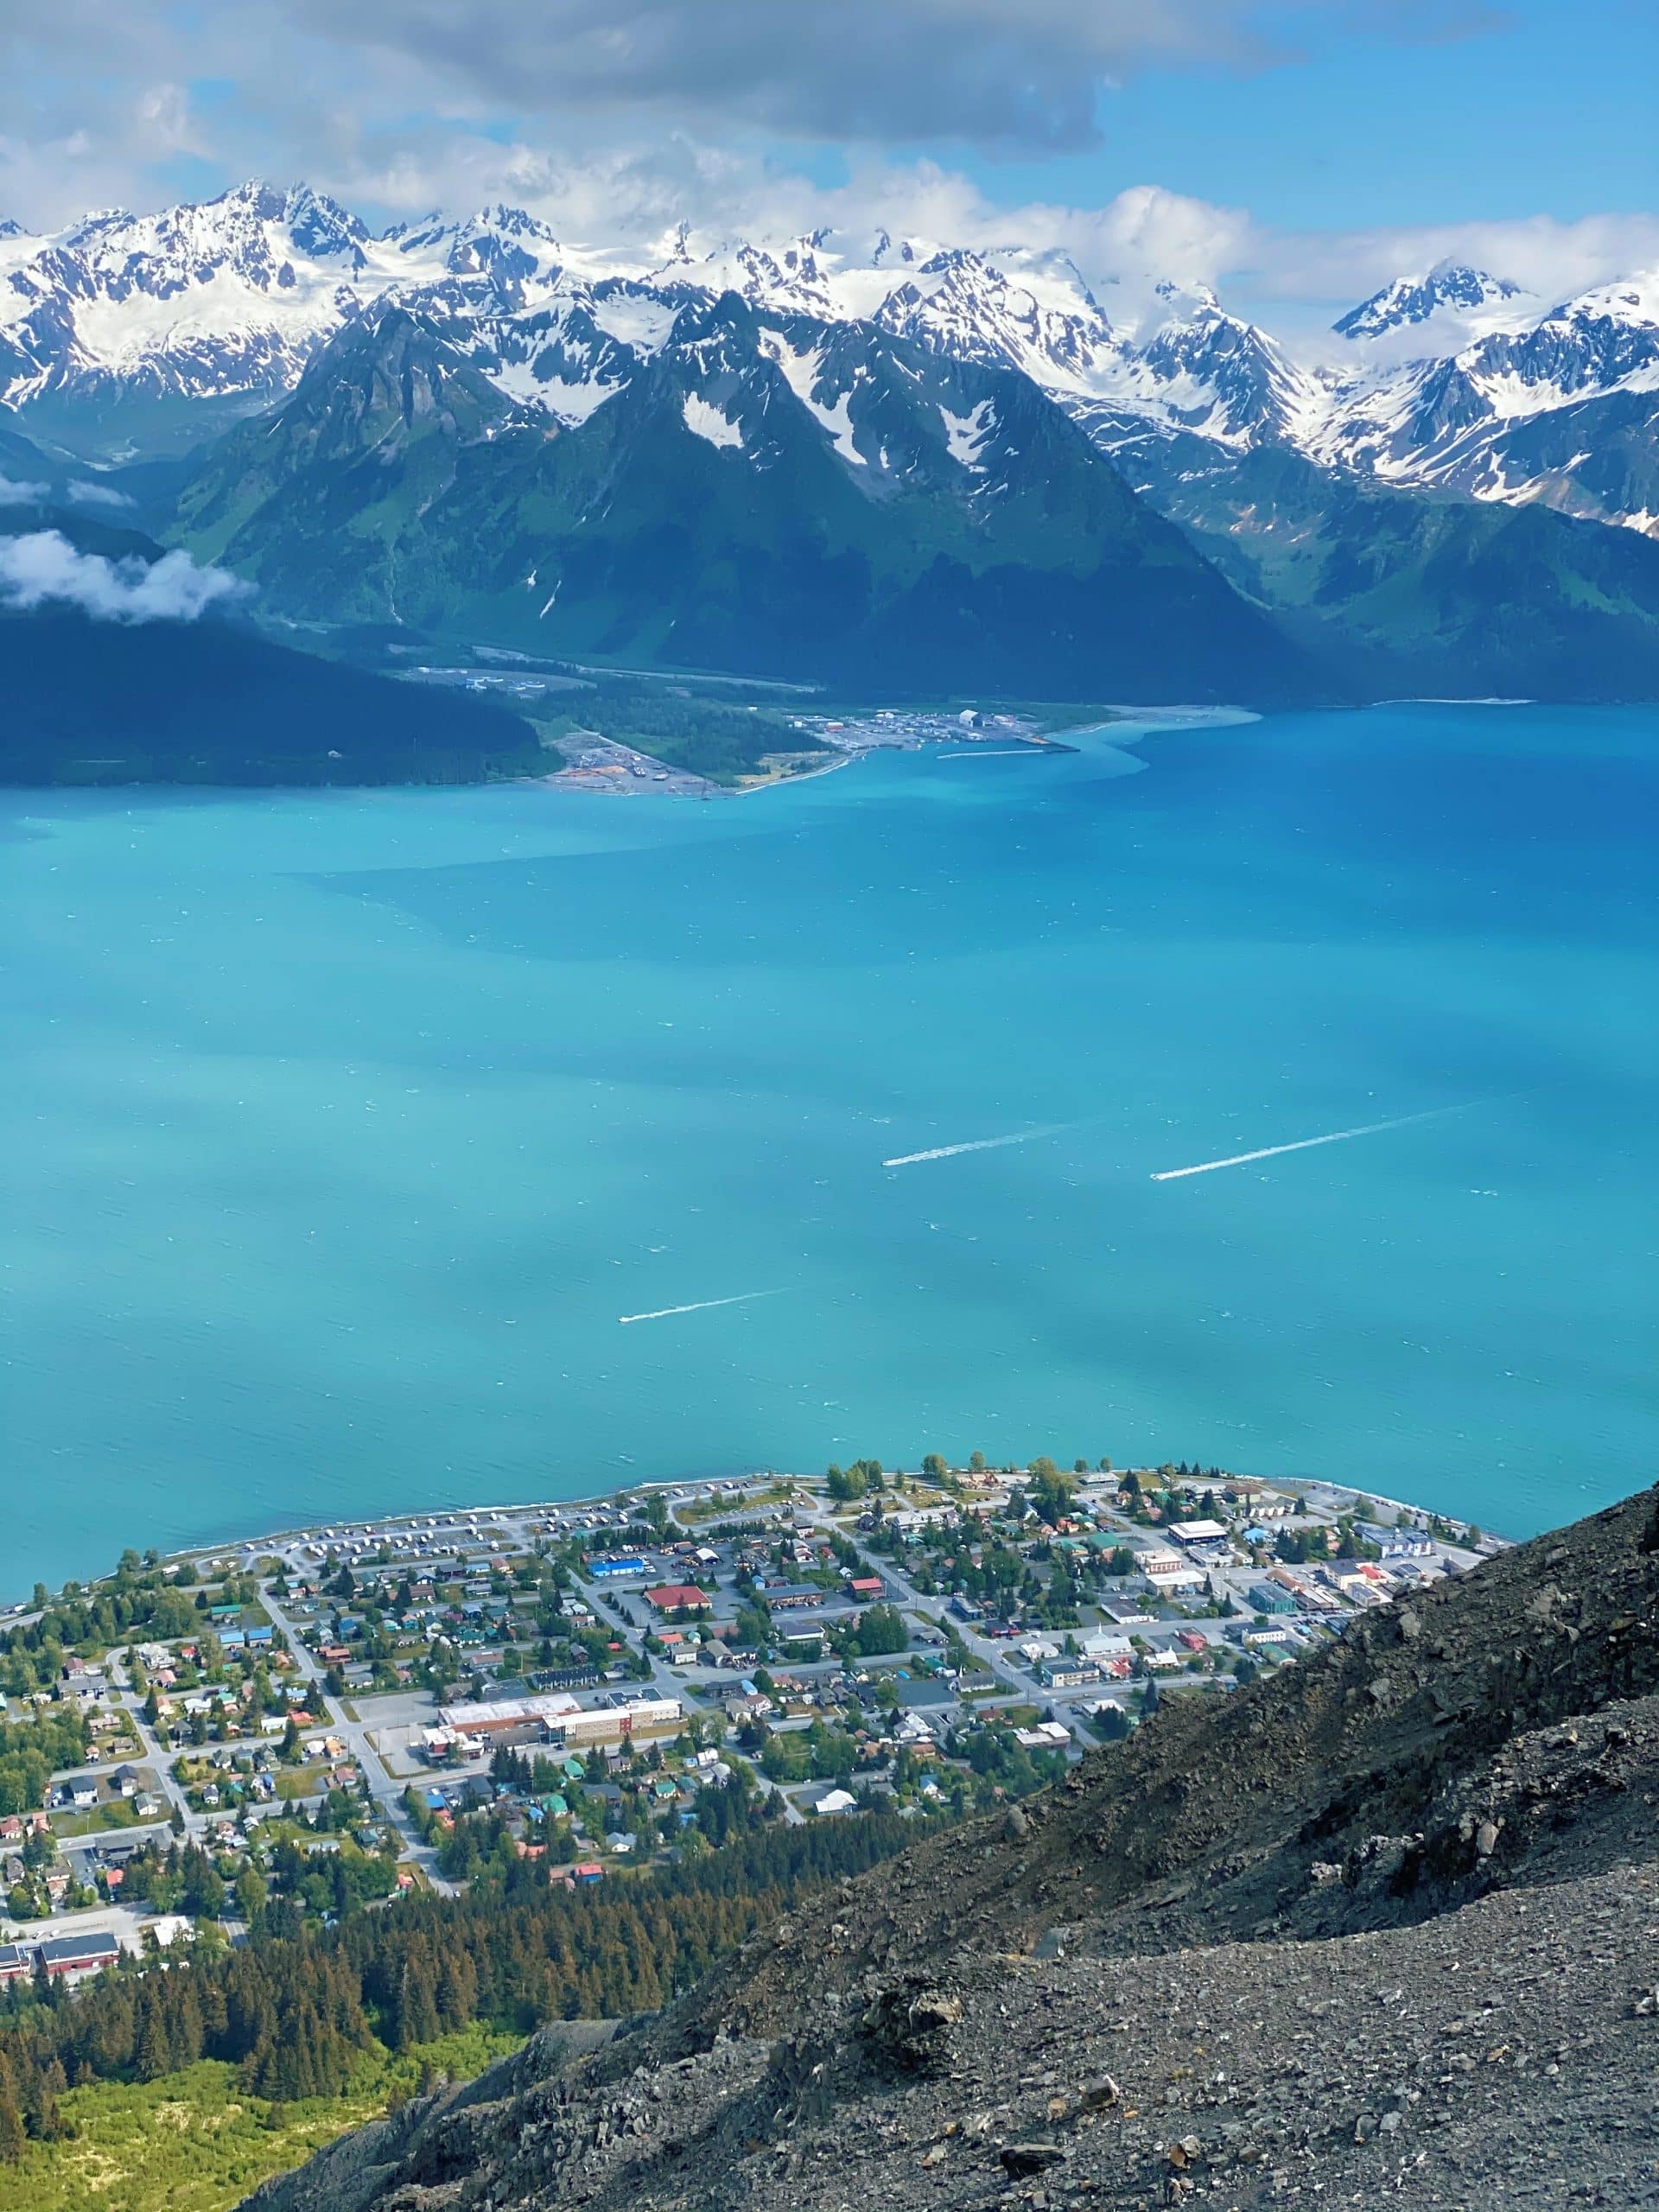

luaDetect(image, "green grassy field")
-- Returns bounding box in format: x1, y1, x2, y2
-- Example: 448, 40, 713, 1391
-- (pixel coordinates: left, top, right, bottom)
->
48, 1798, 144, 1840
671, 1479, 800, 1524
0, 2024, 520, 2212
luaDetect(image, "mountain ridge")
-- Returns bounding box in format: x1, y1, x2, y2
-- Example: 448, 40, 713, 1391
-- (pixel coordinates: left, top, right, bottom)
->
165, 295, 1328, 702
3, 181, 1656, 549
7, 180, 1657, 712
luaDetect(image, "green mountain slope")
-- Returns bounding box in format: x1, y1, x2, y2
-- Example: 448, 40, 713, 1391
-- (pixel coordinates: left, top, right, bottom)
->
1135, 442, 1659, 699
170, 302, 1326, 704
0, 508, 541, 786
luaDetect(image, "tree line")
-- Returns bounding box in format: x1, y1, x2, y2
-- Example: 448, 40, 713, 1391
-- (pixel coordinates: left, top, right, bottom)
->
0, 1814, 911, 2157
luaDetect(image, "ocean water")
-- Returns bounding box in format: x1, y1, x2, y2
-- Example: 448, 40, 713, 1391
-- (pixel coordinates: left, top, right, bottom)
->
3, 703, 1656, 1590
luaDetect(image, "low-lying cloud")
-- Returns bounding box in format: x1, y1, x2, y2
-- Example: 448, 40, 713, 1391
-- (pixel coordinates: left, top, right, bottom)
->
0, 474, 50, 505
0, 531, 247, 622
66, 479, 138, 511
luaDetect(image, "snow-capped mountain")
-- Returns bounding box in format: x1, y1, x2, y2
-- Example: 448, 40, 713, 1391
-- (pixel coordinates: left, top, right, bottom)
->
1332, 262, 1530, 342
0, 181, 579, 453
167, 288, 1320, 702
1312, 266, 1659, 523
0, 182, 376, 447
2, 181, 1656, 537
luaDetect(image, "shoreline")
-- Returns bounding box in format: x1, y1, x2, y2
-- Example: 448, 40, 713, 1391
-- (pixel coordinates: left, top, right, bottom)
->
3, 1461, 1503, 1612
527, 700, 1266, 803
733, 749, 855, 795
1046, 702, 1263, 745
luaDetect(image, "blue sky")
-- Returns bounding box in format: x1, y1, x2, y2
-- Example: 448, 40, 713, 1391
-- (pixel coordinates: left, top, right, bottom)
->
2, 0, 1655, 318
969, 2, 1659, 231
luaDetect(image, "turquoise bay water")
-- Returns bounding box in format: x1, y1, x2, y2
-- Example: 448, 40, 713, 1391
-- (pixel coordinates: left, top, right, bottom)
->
3, 704, 1656, 1590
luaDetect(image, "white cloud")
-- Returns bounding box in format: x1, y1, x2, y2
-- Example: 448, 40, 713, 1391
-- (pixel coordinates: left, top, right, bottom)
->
0, 3, 1651, 329
0, 474, 49, 505
289, 0, 1286, 152
65, 480, 138, 512
1245, 212, 1659, 304
0, 0, 1398, 196
135, 80, 206, 157
334, 130, 1659, 333
0, 0, 1539, 230
0, 531, 247, 621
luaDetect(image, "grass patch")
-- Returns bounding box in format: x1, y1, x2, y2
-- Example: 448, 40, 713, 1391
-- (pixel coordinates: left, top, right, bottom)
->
671, 1481, 798, 1526
49, 1800, 144, 1839
0, 2024, 522, 2212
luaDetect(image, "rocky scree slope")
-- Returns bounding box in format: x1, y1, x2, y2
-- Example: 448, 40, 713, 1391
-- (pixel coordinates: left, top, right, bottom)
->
244, 1483, 1659, 2211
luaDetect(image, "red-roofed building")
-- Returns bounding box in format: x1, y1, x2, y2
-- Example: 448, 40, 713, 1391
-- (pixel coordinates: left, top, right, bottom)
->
644, 1585, 711, 1613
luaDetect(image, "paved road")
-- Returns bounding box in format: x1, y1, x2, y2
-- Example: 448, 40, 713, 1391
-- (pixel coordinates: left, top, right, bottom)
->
753, 1771, 805, 1825
258, 1585, 454, 1892
106, 1647, 198, 1828
0, 1897, 157, 1952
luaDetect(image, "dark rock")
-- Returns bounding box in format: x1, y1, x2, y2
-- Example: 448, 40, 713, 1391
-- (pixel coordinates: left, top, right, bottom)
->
1000, 2142, 1065, 2176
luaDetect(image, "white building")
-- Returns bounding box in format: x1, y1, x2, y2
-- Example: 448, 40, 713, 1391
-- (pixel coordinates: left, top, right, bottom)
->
1082, 1630, 1134, 1663
1137, 1549, 1207, 1594
1168, 1519, 1230, 1546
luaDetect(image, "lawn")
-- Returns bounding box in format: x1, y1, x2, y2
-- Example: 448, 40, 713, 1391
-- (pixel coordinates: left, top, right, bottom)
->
0, 2024, 520, 2212
671, 1481, 798, 1525
49, 1799, 144, 1840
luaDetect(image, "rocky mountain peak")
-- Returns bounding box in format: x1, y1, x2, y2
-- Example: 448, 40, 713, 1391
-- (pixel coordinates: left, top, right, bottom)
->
1335, 260, 1525, 341
1, 184, 1653, 535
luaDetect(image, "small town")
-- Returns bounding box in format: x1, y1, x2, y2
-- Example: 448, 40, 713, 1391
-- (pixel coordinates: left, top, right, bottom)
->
0, 1455, 1491, 1987
791, 707, 1052, 753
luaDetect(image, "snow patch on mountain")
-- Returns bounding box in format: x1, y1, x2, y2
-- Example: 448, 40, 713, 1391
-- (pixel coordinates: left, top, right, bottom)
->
681, 392, 743, 450
2, 181, 1654, 534
940, 399, 995, 468
490, 359, 615, 424
588, 293, 678, 352
761, 333, 865, 464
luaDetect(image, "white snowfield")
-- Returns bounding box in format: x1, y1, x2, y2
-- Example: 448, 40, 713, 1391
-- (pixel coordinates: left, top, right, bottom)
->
680, 391, 744, 449
3, 181, 1656, 531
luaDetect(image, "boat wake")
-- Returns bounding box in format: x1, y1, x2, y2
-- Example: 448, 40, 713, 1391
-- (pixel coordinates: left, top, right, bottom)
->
619, 1290, 782, 1325
883, 1121, 1086, 1169
1152, 1103, 1473, 1182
